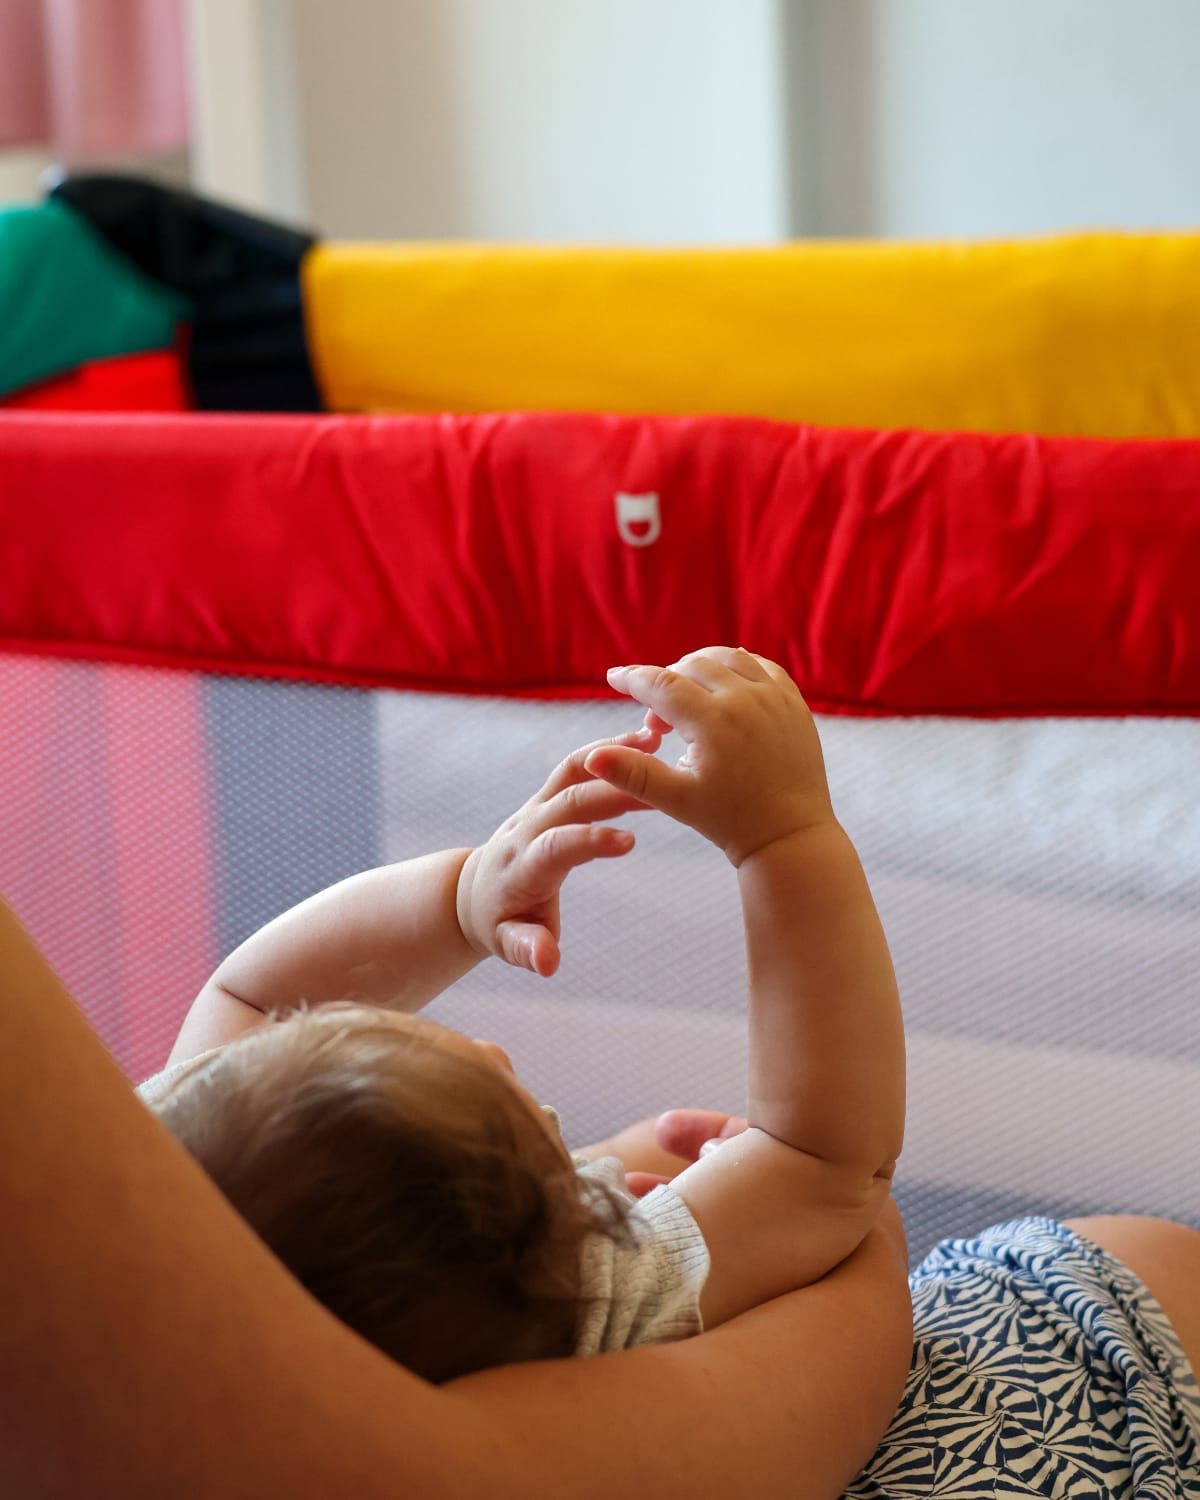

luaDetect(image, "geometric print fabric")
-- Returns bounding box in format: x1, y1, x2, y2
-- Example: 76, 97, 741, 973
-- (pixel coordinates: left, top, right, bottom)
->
846, 1218, 1200, 1498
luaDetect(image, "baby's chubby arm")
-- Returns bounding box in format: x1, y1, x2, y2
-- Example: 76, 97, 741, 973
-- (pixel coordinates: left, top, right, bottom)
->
167, 728, 659, 1065
588, 648, 904, 1328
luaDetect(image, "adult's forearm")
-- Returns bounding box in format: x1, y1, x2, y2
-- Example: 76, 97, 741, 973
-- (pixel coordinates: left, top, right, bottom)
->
738, 822, 905, 1176
0, 896, 500, 1498
457, 1224, 913, 1500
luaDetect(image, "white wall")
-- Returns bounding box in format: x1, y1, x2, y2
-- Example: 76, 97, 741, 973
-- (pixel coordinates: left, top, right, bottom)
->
186, 0, 307, 221
0, 149, 53, 205
0, 146, 191, 206
289, 0, 792, 242
23, 0, 1192, 242
805, 0, 1200, 239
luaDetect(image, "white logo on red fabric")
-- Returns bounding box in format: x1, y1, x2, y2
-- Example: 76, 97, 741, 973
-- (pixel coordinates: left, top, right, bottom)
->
615, 492, 661, 547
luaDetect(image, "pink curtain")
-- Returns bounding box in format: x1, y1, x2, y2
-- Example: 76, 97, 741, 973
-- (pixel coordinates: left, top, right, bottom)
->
0, 0, 188, 158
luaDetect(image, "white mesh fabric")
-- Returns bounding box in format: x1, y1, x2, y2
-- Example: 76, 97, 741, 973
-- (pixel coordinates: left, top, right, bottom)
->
377, 692, 1200, 1259
4, 649, 1197, 1266
0, 654, 382, 1082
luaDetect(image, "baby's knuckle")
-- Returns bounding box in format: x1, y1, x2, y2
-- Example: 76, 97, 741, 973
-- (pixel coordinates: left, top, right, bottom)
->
623, 757, 650, 797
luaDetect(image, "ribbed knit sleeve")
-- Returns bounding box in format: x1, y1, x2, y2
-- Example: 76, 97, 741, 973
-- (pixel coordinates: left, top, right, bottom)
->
572, 1154, 711, 1355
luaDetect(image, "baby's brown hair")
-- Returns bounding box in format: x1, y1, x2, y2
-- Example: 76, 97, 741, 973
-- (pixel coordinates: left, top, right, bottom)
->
149, 1006, 630, 1382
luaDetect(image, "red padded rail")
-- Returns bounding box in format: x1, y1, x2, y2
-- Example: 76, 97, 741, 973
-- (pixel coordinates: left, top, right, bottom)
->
2, 410, 1199, 713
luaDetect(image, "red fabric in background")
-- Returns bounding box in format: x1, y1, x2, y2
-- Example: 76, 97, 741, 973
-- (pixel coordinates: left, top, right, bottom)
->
1, 409, 1199, 715
2, 348, 192, 411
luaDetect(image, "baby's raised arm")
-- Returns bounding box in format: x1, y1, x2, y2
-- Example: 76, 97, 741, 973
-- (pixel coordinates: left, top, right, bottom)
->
588, 648, 904, 1327
167, 728, 658, 1064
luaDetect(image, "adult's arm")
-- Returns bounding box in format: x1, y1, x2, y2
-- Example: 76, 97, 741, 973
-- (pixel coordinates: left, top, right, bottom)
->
0, 898, 911, 1500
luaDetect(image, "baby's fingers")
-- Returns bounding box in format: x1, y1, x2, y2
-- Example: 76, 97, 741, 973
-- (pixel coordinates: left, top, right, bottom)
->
606, 664, 708, 739
525, 821, 636, 895
655, 1110, 749, 1162
540, 726, 662, 800
495, 918, 561, 976
583, 741, 689, 821
535, 776, 652, 834
626, 1172, 673, 1198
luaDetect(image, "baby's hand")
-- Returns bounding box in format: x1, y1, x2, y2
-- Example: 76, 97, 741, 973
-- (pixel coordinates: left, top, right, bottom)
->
586, 647, 833, 866
456, 727, 660, 975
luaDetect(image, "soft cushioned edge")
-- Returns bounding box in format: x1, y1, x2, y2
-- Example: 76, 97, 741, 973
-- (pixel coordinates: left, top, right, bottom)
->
2, 409, 1199, 714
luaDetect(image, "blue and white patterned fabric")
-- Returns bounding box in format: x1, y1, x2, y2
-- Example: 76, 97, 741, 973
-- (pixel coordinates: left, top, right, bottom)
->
847, 1218, 1200, 1498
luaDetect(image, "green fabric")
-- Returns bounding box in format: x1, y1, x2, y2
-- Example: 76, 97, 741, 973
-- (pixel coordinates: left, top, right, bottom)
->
0, 201, 191, 399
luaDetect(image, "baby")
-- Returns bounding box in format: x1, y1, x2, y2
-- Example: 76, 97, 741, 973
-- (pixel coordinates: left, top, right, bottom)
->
139, 646, 905, 1380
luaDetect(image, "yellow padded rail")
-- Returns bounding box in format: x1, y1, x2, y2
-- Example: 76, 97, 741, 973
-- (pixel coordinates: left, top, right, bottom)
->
303, 234, 1200, 438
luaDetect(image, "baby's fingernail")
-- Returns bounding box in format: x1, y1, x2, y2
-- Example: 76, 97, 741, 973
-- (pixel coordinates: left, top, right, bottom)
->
607, 665, 628, 678
698, 1138, 722, 1158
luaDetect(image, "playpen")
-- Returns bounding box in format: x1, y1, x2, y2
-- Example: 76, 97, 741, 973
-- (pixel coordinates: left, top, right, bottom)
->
2, 181, 1199, 1263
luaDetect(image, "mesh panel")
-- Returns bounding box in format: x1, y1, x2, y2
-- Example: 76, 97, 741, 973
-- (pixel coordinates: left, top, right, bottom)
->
203, 674, 382, 955
378, 693, 1200, 1261
0, 656, 380, 1080
0, 654, 218, 1080
3, 651, 1197, 1264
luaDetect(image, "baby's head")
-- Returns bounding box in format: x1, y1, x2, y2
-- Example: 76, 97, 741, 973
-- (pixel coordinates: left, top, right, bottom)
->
149, 1005, 629, 1381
